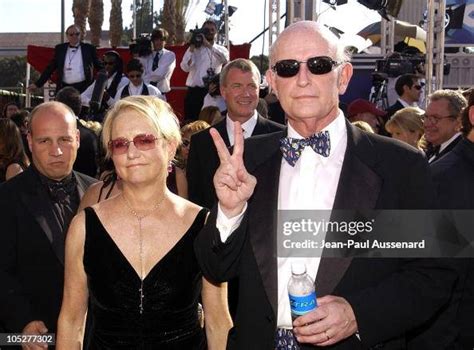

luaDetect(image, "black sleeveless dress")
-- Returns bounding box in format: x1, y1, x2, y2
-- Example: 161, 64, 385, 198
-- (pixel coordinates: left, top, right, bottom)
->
83, 207, 208, 349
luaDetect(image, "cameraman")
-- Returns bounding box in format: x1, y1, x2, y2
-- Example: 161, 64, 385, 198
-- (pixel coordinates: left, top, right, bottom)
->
139, 28, 176, 98
181, 20, 229, 121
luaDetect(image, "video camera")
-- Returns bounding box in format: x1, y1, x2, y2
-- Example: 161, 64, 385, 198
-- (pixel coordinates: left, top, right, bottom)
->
375, 55, 425, 78
129, 34, 153, 57
202, 68, 217, 89
189, 27, 211, 48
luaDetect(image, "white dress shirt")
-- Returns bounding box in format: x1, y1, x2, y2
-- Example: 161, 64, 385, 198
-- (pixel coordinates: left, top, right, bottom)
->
81, 73, 129, 107
63, 45, 85, 84
226, 112, 258, 146
140, 48, 176, 93
202, 94, 227, 113
216, 111, 348, 329
180, 44, 229, 87
114, 82, 164, 105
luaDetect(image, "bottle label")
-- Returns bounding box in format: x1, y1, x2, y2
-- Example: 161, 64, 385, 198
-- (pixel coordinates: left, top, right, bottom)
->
289, 292, 317, 316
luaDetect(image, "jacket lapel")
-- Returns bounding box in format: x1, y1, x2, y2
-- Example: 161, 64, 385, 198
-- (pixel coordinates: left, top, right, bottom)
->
252, 114, 268, 135
19, 168, 65, 265
245, 131, 285, 316
316, 122, 382, 296
215, 118, 231, 147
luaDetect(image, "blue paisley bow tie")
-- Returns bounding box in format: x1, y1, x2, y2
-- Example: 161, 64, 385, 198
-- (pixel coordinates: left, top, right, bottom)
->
279, 131, 331, 167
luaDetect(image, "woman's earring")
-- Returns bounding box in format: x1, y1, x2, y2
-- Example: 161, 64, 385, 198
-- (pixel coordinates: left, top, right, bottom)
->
168, 160, 173, 173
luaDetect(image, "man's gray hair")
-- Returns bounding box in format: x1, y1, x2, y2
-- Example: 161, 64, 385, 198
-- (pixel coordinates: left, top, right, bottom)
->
429, 89, 468, 117
220, 58, 261, 86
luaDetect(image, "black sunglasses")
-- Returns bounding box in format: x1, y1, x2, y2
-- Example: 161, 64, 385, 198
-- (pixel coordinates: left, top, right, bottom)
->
68, 32, 80, 36
271, 56, 343, 78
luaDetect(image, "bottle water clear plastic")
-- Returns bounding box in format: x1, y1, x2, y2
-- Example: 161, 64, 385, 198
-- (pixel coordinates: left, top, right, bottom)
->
288, 262, 317, 321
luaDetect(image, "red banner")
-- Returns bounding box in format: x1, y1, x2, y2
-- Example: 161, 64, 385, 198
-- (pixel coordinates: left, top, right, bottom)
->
27, 43, 251, 120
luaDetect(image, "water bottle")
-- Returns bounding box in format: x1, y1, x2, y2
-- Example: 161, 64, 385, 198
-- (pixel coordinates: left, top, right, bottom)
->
288, 262, 317, 321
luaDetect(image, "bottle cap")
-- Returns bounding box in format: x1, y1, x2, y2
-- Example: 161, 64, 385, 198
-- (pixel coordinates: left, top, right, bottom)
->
291, 262, 306, 275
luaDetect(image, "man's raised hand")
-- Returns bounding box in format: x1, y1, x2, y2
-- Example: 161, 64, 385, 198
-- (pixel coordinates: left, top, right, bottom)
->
210, 121, 256, 217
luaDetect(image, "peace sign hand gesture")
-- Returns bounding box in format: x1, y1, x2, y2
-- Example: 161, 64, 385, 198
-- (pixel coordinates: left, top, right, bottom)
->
210, 122, 257, 218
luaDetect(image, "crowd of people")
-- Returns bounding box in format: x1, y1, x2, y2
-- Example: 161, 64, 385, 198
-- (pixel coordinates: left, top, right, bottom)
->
0, 18, 473, 350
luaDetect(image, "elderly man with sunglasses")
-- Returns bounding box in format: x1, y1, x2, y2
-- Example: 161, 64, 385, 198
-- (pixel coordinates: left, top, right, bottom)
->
195, 21, 460, 350
28, 24, 103, 93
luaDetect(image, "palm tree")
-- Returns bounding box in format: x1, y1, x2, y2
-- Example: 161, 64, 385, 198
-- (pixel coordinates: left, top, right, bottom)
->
110, 0, 123, 47
88, 0, 104, 46
161, 0, 177, 44
175, 0, 189, 44
72, 0, 90, 38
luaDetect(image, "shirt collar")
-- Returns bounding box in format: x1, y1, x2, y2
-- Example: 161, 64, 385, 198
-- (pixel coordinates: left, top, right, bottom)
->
287, 110, 347, 164
440, 132, 462, 153
398, 98, 417, 108
226, 111, 258, 139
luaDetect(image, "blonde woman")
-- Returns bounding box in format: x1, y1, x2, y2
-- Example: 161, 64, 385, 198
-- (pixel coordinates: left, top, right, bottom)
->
57, 96, 231, 349
386, 107, 426, 150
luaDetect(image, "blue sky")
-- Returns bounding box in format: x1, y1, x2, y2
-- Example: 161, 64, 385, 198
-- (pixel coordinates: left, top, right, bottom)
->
0, 0, 380, 56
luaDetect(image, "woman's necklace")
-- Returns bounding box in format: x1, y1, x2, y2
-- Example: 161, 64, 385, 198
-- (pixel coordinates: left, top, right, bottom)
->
121, 193, 165, 314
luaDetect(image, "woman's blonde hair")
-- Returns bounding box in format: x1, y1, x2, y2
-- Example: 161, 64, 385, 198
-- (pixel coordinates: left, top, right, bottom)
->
385, 107, 426, 149
102, 96, 181, 158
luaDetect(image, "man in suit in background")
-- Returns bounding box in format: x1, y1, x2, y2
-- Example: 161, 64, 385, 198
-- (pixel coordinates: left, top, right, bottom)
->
424, 89, 467, 163
386, 73, 424, 118
28, 24, 103, 93
187, 58, 284, 209
55, 86, 99, 177
195, 21, 459, 349
431, 89, 474, 348
140, 28, 176, 98
0, 102, 96, 346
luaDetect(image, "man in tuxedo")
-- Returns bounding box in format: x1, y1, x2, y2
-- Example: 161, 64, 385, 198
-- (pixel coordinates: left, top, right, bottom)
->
139, 28, 176, 98
0, 102, 96, 344
187, 58, 284, 209
431, 89, 474, 348
195, 21, 459, 349
424, 89, 467, 163
28, 24, 103, 93
386, 73, 423, 118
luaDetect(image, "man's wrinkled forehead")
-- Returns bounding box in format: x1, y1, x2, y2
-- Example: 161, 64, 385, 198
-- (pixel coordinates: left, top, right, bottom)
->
270, 22, 338, 63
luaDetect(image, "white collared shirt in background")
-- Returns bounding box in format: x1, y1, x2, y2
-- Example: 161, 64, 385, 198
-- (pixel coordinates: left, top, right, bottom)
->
63, 45, 85, 84
226, 111, 258, 146
180, 44, 229, 87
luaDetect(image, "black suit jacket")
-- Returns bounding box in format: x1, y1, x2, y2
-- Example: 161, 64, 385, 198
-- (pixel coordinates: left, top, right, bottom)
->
187, 115, 284, 209
385, 100, 405, 118
431, 138, 474, 348
35, 42, 103, 90
429, 134, 463, 164
195, 122, 459, 350
0, 167, 96, 333
74, 122, 99, 178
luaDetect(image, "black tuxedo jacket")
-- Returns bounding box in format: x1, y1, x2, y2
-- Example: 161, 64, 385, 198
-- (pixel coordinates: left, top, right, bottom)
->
35, 42, 103, 90
187, 115, 284, 209
431, 138, 474, 348
385, 100, 405, 118
429, 134, 463, 164
74, 122, 99, 178
195, 122, 460, 349
0, 167, 96, 333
